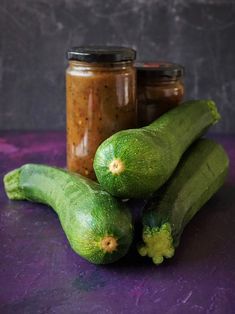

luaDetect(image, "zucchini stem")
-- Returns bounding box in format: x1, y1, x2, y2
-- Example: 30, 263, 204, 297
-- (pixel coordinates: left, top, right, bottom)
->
138, 223, 175, 264
3, 168, 25, 200
207, 100, 221, 124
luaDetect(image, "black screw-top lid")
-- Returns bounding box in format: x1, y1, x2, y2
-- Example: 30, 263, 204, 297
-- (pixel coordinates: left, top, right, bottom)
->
136, 62, 185, 79
67, 46, 136, 62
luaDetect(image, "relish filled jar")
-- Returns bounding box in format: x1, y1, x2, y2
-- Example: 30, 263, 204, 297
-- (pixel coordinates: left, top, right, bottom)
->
136, 62, 185, 126
66, 46, 136, 179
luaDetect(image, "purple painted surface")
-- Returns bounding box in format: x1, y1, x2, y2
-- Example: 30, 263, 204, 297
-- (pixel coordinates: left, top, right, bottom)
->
0, 131, 235, 314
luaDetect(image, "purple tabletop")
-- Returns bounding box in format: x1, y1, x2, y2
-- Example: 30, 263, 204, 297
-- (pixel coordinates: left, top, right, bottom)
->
0, 132, 235, 314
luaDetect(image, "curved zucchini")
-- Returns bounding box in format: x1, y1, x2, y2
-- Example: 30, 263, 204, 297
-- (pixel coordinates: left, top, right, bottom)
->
138, 139, 229, 264
94, 100, 220, 198
3, 164, 133, 264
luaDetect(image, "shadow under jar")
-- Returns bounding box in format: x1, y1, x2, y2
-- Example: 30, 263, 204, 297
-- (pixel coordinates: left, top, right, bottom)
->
66, 46, 137, 179
136, 62, 185, 126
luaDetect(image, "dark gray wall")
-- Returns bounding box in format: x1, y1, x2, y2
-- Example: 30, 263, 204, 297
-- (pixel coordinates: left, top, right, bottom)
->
0, 0, 235, 133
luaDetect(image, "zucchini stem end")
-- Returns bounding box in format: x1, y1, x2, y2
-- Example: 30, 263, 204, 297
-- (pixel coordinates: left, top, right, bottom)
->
3, 168, 25, 200
138, 223, 175, 265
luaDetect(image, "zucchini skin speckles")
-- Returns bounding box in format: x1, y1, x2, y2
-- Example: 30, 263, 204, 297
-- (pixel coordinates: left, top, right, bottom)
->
138, 139, 229, 264
4, 164, 133, 264
94, 100, 221, 198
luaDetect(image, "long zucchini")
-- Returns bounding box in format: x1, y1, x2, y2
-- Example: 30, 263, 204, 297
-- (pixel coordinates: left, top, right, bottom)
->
138, 139, 229, 264
94, 100, 220, 198
3, 164, 133, 264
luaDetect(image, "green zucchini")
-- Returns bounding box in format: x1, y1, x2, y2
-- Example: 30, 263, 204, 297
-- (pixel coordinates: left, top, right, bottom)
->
138, 139, 229, 265
94, 100, 220, 198
3, 164, 133, 264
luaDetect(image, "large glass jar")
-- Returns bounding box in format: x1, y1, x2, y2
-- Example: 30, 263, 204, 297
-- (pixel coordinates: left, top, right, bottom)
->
66, 47, 136, 179
136, 62, 185, 126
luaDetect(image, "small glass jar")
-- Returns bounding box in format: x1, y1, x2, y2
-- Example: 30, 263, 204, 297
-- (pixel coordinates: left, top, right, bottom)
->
66, 46, 136, 179
136, 62, 185, 126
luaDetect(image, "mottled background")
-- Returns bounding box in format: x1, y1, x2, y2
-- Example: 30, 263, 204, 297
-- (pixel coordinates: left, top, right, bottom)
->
0, 0, 234, 133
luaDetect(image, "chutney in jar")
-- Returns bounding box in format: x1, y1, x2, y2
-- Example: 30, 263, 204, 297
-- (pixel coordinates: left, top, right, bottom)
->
66, 47, 136, 179
136, 62, 185, 126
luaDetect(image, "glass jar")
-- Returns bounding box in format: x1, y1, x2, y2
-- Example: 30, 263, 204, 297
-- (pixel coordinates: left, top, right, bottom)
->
66, 46, 136, 179
136, 62, 185, 126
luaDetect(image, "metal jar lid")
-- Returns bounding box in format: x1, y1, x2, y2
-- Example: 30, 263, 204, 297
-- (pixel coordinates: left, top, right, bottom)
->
136, 61, 185, 80
67, 46, 136, 63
